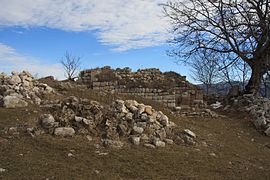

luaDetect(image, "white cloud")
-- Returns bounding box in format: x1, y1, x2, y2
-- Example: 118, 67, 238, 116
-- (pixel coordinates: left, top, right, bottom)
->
0, 0, 169, 51
0, 43, 64, 79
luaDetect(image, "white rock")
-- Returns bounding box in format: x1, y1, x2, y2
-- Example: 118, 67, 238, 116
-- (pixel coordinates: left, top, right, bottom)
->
164, 139, 174, 145
86, 135, 93, 141
182, 135, 196, 145
115, 100, 128, 113
140, 113, 149, 121
209, 152, 217, 157
183, 129, 196, 138
153, 139, 166, 147
144, 143, 156, 149
82, 118, 92, 125
9, 75, 21, 85
159, 114, 169, 126
45, 86, 54, 93
264, 127, 270, 136
103, 139, 124, 149
129, 106, 138, 113
11, 70, 18, 75
140, 134, 150, 142
137, 104, 146, 115
125, 100, 138, 108
254, 117, 267, 129
210, 101, 222, 109
33, 97, 41, 105
40, 114, 56, 128
133, 126, 144, 134
2, 95, 28, 108
67, 153, 74, 157
125, 113, 133, 120
130, 136, 140, 145
0, 168, 6, 173
54, 127, 75, 137
75, 116, 84, 122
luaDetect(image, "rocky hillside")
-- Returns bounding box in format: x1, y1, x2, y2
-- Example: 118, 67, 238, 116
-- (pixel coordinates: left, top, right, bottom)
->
0, 71, 269, 179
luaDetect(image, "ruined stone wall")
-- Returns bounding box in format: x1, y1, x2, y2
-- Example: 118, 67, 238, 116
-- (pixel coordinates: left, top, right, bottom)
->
80, 66, 203, 108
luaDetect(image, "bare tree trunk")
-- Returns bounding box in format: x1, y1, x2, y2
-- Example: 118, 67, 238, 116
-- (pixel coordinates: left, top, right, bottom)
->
245, 64, 265, 95
206, 84, 209, 95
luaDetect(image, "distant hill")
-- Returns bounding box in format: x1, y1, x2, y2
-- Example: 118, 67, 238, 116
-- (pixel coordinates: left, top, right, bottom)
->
198, 81, 270, 97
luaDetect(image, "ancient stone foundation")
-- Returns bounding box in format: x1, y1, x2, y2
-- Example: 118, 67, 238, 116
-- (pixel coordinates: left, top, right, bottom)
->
79, 66, 203, 108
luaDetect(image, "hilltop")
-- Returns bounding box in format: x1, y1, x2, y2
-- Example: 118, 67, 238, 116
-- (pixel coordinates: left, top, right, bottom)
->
0, 69, 269, 179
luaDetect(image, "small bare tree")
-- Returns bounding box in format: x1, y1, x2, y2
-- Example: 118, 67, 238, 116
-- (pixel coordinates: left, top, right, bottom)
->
60, 52, 81, 81
234, 61, 251, 91
191, 51, 220, 94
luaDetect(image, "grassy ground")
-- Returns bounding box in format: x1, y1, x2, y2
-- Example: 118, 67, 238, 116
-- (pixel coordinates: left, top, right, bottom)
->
0, 82, 269, 179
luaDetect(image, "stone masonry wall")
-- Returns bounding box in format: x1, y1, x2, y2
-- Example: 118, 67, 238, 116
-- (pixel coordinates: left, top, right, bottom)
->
80, 66, 203, 108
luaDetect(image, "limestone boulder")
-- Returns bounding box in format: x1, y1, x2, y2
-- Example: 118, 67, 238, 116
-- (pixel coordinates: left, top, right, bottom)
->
183, 129, 196, 138
39, 114, 58, 129
103, 139, 124, 149
54, 127, 75, 137
2, 95, 28, 108
9, 75, 21, 85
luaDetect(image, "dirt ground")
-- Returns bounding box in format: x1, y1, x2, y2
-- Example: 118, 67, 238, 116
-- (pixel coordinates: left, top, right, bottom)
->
0, 84, 269, 180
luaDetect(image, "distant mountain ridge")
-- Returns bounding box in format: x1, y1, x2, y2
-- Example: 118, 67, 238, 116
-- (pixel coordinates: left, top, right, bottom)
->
198, 81, 270, 97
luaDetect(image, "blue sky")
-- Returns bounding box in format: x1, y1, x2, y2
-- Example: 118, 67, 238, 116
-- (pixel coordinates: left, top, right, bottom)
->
0, 0, 192, 81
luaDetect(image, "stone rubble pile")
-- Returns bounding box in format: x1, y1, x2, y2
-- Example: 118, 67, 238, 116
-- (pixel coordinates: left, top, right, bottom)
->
230, 94, 270, 136
34, 97, 196, 148
0, 71, 54, 108
103, 99, 177, 148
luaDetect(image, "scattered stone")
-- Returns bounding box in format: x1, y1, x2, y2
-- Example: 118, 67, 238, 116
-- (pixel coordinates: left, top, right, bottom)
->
144, 143, 156, 149
54, 127, 75, 137
125, 100, 138, 108
210, 101, 222, 109
183, 129, 196, 138
182, 135, 196, 145
39, 114, 56, 129
67, 153, 74, 157
264, 127, 270, 136
0, 168, 6, 173
201, 141, 208, 147
132, 126, 144, 134
209, 152, 217, 157
130, 136, 140, 145
95, 151, 109, 156
103, 139, 124, 149
86, 135, 93, 141
164, 139, 174, 145
153, 139, 166, 147
144, 106, 153, 115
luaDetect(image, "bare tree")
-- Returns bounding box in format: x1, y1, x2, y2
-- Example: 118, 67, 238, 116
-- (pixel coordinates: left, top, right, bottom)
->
60, 52, 81, 81
190, 51, 220, 94
234, 61, 251, 91
163, 0, 270, 95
